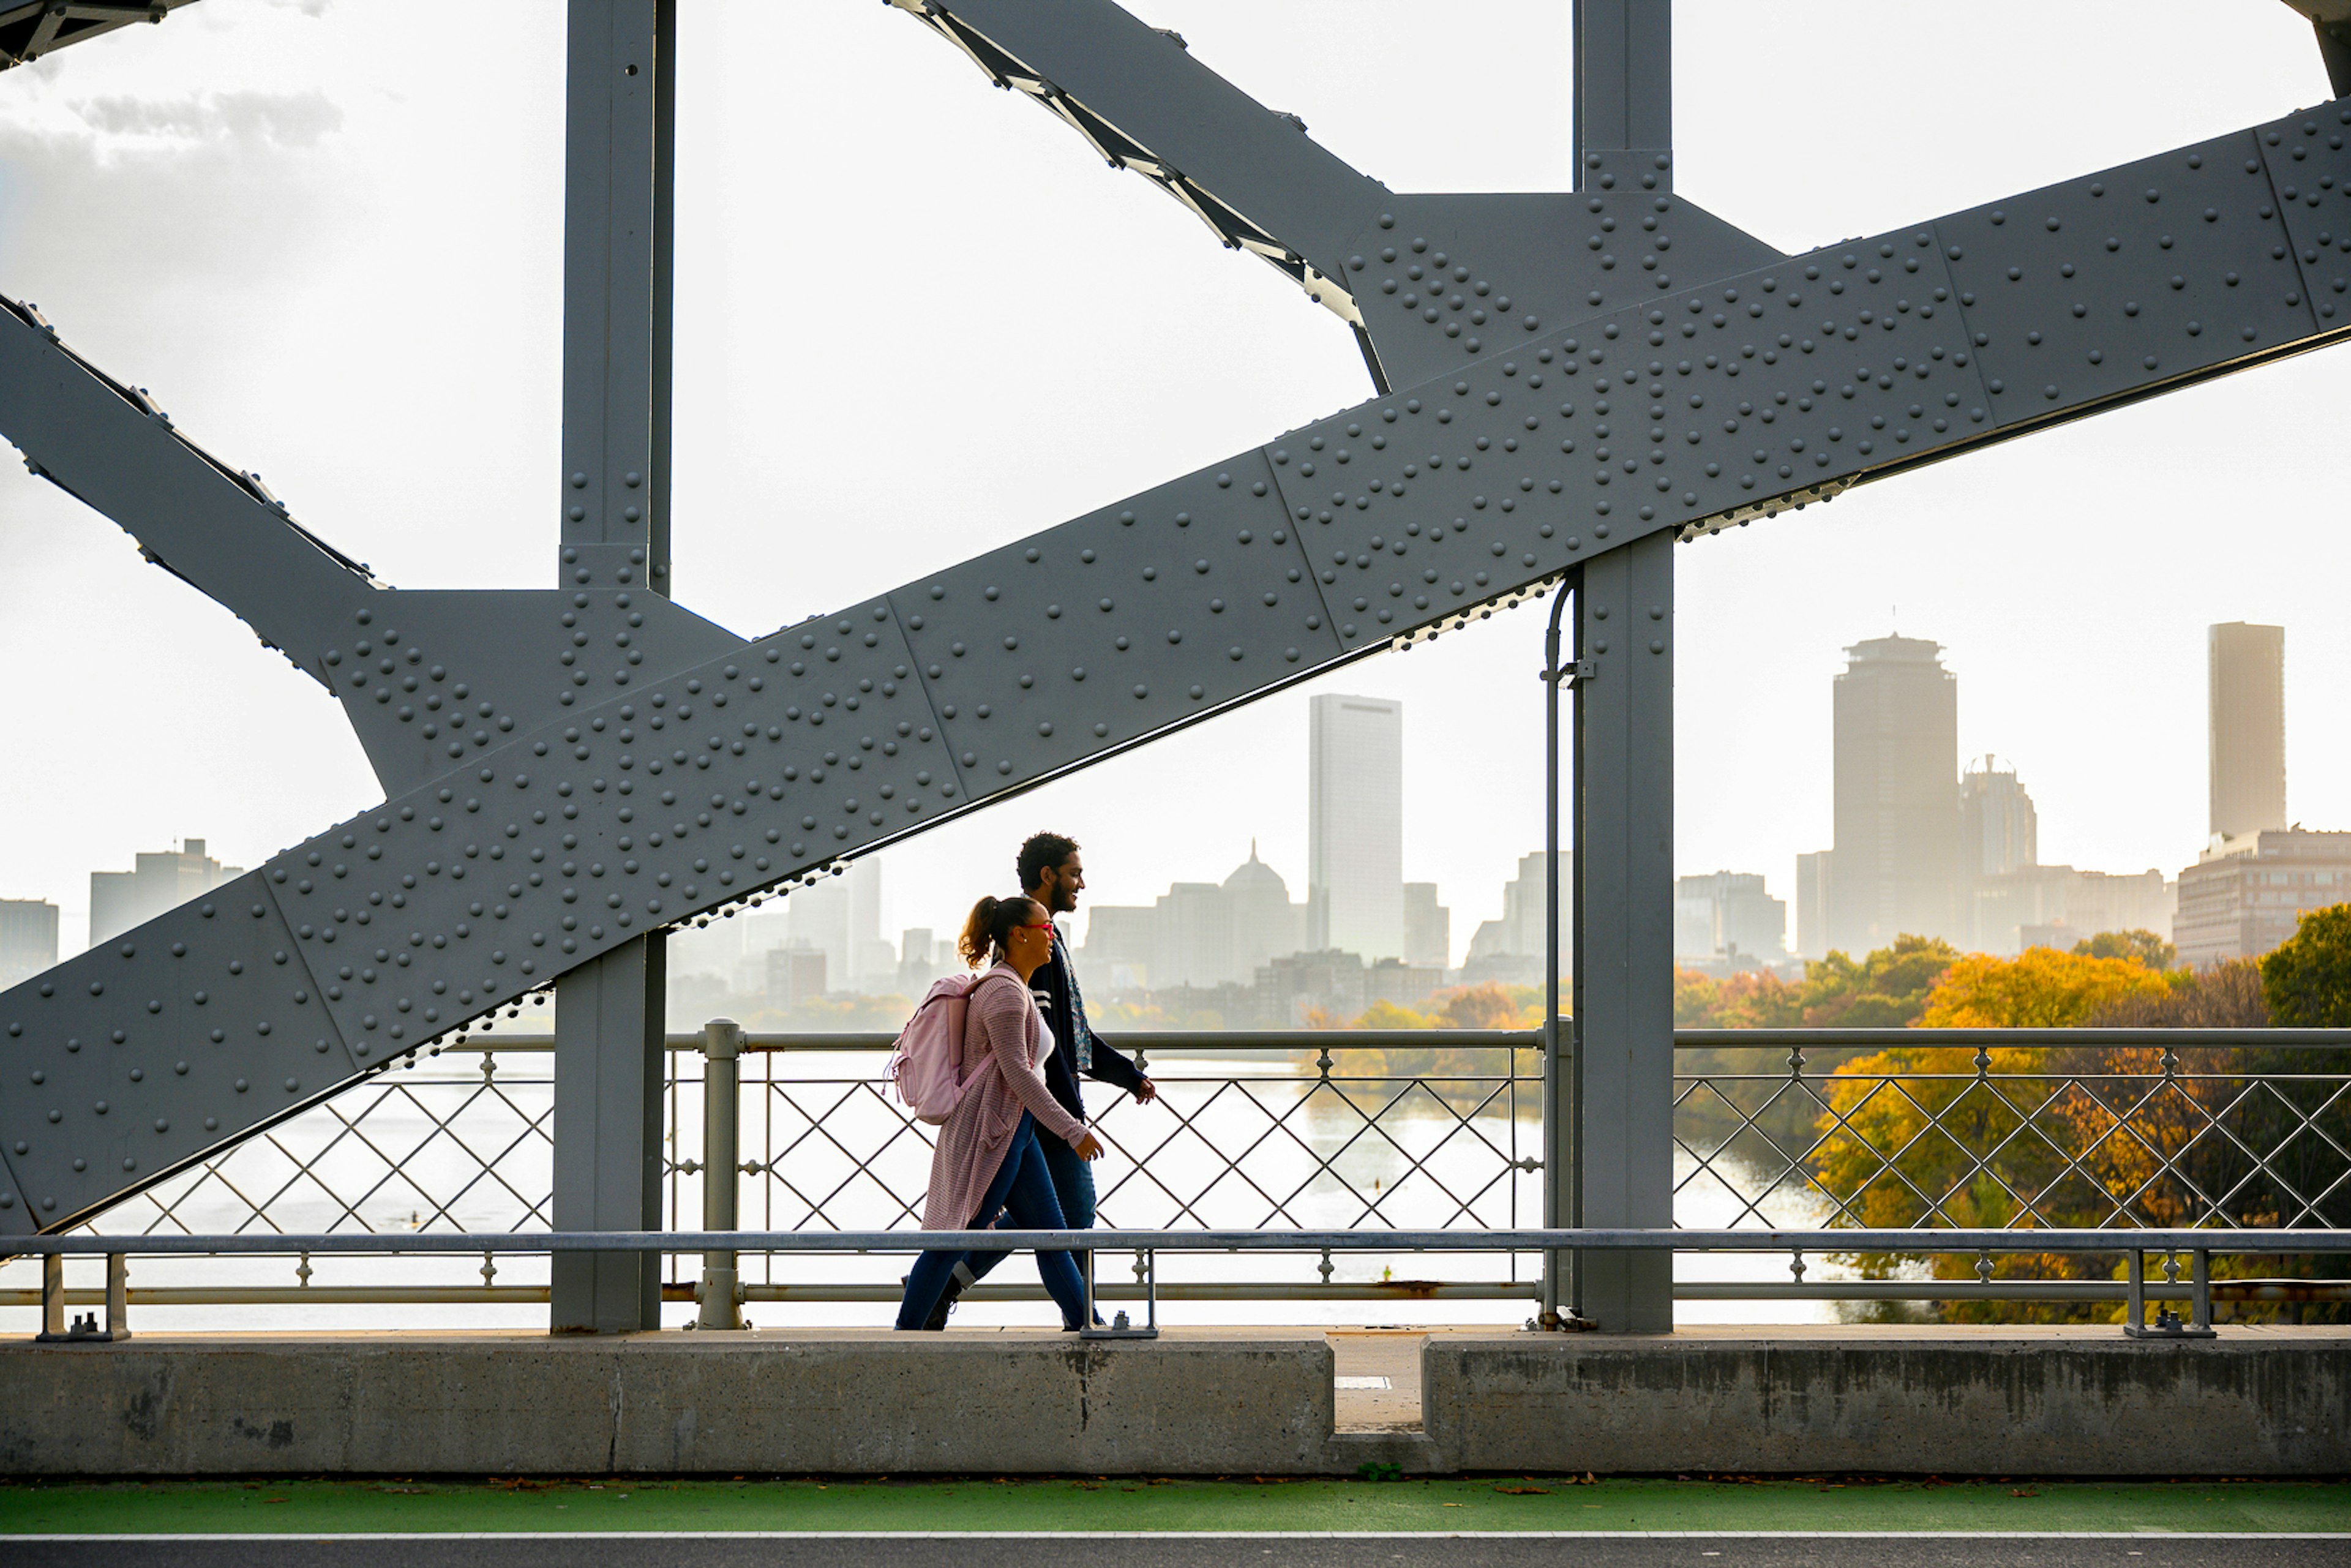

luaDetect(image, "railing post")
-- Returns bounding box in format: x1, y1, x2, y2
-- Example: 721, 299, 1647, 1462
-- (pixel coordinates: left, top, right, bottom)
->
38, 1253, 62, 1339
105, 1254, 130, 1341
695, 1018, 747, 1330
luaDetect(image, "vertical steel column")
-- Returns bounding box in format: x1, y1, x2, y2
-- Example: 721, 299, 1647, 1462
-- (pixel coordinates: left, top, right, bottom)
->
552, 937, 668, 1331
550, 0, 677, 1335
1566, 0, 1676, 1336
694, 1018, 747, 1330
1570, 533, 1676, 1332
1572, 0, 1672, 184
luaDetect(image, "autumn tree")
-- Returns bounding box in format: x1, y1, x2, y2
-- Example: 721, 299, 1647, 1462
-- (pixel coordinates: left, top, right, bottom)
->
2262, 903, 2351, 1027
1796, 935, 1962, 1027
2071, 928, 2176, 971
1676, 967, 1802, 1029
1811, 947, 2166, 1321
1919, 947, 2170, 1029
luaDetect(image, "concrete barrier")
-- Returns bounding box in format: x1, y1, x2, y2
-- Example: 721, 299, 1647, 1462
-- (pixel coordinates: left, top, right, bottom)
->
0, 1330, 1335, 1477
1420, 1326, 2351, 1476
4, 1324, 2344, 1476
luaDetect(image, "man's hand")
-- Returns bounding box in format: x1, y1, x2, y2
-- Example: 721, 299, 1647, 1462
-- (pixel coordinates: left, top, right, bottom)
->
1133, 1077, 1158, 1105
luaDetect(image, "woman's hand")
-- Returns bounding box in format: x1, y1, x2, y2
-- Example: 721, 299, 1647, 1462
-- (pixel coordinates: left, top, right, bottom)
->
1072, 1130, 1106, 1161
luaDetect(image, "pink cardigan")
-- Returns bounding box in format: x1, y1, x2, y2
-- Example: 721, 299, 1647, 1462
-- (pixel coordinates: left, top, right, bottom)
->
919, 962, 1089, 1231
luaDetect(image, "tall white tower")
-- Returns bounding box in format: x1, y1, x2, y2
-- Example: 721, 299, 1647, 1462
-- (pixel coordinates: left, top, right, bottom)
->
1307, 694, 1404, 962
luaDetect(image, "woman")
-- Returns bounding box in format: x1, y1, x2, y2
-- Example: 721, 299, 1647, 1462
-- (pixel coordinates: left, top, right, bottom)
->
895, 893, 1104, 1331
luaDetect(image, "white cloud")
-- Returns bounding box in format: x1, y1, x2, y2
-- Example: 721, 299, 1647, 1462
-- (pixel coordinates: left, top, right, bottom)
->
70, 89, 342, 148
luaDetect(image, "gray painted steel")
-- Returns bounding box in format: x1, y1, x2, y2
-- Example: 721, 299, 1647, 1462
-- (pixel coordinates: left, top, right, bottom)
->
12, 1228, 2348, 1256
4, 10, 2351, 1251
896, 0, 1780, 392
0, 1, 200, 72
550, 0, 678, 1334
1570, 535, 1676, 1333
549, 939, 665, 1332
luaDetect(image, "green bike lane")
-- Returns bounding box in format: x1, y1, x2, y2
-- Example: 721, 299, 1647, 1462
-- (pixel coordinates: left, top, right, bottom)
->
0, 1476, 2343, 1536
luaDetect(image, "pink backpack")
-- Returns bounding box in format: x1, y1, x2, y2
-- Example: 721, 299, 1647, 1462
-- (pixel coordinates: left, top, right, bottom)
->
888, 971, 1009, 1125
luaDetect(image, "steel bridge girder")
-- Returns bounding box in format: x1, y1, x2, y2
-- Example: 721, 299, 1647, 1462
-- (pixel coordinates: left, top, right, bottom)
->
7, 72, 2351, 1236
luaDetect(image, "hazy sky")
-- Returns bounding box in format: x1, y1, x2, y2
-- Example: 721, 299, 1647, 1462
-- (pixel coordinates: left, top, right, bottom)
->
1, 1, 2345, 966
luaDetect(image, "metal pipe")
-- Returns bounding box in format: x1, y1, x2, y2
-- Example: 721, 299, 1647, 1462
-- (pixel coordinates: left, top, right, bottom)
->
13, 1279, 2342, 1309
1671, 1027, 2351, 1051
10, 1228, 2347, 1256
438, 1025, 2351, 1054
1541, 576, 1575, 1330
693, 1018, 747, 1330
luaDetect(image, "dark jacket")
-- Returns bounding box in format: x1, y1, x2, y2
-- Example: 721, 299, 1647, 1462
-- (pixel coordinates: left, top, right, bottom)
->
1029, 928, 1143, 1131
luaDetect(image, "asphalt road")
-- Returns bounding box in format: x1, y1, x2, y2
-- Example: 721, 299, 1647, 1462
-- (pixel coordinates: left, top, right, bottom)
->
6, 1536, 2345, 1568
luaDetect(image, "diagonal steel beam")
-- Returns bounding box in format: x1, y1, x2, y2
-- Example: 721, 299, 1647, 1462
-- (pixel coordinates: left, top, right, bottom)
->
6, 67, 2351, 1234
0, 298, 746, 801
0, 1, 196, 72
895, 0, 1782, 393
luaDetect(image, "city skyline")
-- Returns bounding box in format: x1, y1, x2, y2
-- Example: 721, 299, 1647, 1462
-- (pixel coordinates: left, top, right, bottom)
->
15, 601, 2329, 981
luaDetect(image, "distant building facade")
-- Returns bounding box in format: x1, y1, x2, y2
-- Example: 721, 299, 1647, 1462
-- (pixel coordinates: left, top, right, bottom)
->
2209, 622, 2286, 841
2175, 829, 2351, 966
89, 839, 244, 948
1307, 694, 1404, 962
1080, 845, 1306, 991
1464, 852, 1568, 985
787, 858, 886, 992
1973, 865, 2173, 955
1674, 872, 1787, 969
765, 942, 829, 1009
1402, 882, 1450, 970
0, 899, 59, 989
898, 928, 942, 996
1255, 948, 1368, 1025
1824, 636, 1961, 953
1959, 755, 2037, 878
1794, 851, 1832, 959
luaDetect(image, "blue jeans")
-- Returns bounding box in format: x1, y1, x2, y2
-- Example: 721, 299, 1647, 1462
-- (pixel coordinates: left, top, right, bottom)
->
896, 1112, 1089, 1331
962, 1128, 1094, 1288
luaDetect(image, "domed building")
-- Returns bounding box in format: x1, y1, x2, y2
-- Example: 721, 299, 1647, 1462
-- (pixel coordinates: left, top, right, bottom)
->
1224, 842, 1305, 987
1079, 842, 1306, 990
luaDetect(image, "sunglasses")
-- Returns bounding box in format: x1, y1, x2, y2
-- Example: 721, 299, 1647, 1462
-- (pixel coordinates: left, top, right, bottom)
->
1016, 920, 1056, 932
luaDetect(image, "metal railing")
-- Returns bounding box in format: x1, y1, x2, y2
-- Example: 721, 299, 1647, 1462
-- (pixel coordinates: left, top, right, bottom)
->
18, 1228, 2351, 1343
6, 1024, 2347, 1325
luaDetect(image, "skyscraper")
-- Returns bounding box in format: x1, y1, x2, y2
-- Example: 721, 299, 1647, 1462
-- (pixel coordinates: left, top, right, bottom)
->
0, 899, 59, 989
2208, 622, 2285, 842
1825, 636, 1960, 953
1307, 694, 1404, 962
88, 839, 244, 948
1402, 883, 1450, 970
1464, 851, 1569, 983
1959, 755, 2038, 877
1794, 851, 1832, 959
786, 858, 885, 992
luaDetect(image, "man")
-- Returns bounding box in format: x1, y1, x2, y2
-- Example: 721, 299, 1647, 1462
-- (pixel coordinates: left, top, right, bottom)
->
926, 831, 1156, 1328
